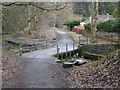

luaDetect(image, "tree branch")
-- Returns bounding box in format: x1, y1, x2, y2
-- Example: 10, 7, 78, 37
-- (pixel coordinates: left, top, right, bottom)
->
0, 2, 67, 11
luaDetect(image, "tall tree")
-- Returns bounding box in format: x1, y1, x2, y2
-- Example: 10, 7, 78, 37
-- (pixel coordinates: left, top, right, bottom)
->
1, 2, 67, 35
73, 2, 90, 17
113, 1, 120, 43
115, 1, 120, 43
89, 1, 98, 43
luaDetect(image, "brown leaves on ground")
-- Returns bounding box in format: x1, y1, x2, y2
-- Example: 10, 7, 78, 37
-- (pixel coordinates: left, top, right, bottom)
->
2, 50, 25, 88
67, 50, 120, 88
19, 28, 56, 43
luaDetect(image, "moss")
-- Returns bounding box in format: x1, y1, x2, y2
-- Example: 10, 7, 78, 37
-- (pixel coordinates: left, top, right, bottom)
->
83, 51, 104, 57
10, 49, 31, 53
82, 51, 104, 60
1, 34, 10, 41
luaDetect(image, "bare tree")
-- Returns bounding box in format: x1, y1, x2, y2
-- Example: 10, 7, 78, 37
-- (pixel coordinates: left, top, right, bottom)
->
1, 2, 67, 35
89, 0, 98, 43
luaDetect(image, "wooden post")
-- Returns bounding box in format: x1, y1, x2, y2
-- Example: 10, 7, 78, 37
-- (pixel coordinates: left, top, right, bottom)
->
73, 43, 76, 59
66, 44, 68, 61
73, 43, 75, 50
61, 54, 63, 61
78, 44, 82, 57
66, 44, 68, 52
69, 51, 71, 60
73, 51, 76, 59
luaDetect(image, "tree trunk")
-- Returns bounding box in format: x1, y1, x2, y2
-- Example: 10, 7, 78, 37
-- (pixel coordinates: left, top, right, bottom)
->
28, 21, 31, 35
28, 6, 32, 35
90, 1, 95, 43
90, 1, 98, 43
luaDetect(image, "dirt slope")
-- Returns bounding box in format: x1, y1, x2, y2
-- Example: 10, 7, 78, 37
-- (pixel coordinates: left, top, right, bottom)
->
67, 50, 120, 88
2, 49, 26, 88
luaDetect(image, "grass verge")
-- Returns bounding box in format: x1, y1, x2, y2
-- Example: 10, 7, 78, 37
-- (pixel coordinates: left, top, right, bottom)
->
63, 29, 79, 44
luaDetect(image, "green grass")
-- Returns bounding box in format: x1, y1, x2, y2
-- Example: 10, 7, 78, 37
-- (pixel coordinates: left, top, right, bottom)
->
1, 34, 10, 41
1, 33, 26, 45
10, 49, 31, 53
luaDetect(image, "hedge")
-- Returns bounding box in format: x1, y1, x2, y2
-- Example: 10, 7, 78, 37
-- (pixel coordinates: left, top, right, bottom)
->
97, 20, 119, 32
84, 19, 120, 33
64, 18, 85, 27
63, 18, 85, 31
64, 20, 81, 26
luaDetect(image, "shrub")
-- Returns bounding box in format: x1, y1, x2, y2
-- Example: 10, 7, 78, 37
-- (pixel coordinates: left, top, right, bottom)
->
84, 19, 119, 33
84, 23, 91, 32
97, 20, 119, 32
64, 20, 81, 26
64, 20, 81, 31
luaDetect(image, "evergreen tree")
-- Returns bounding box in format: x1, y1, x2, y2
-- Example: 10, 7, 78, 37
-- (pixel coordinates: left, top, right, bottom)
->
73, 2, 117, 17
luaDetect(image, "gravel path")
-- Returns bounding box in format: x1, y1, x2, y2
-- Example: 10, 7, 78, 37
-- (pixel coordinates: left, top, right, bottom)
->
2, 27, 119, 88
3, 27, 77, 88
